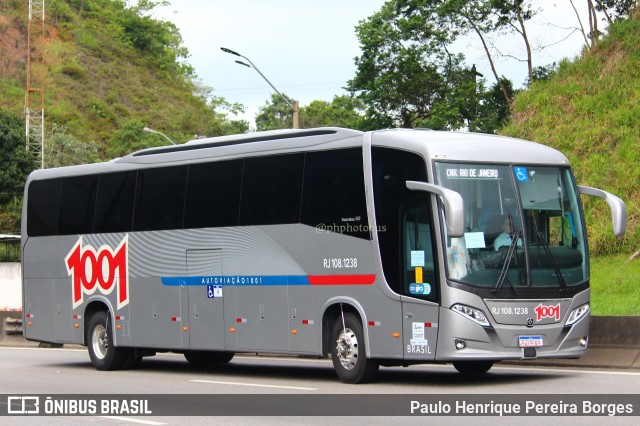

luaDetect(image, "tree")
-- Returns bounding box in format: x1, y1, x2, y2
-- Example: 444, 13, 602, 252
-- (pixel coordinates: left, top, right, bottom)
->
206, 96, 250, 136
475, 77, 516, 133
0, 111, 34, 204
348, 0, 468, 128
255, 94, 295, 131
45, 124, 100, 168
350, 0, 514, 130
299, 95, 368, 130
106, 119, 168, 158
492, 0, 537, 84
0, 111, 35, 234
595, 0, 639, 22
395, 0, 538, 102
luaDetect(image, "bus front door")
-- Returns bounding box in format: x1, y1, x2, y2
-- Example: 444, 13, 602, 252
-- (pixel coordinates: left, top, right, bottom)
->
401, 200, 439, 360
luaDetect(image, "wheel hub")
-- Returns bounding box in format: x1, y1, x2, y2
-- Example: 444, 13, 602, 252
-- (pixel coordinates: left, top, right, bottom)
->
92, 324, 108, 360
336, 327, 358, 370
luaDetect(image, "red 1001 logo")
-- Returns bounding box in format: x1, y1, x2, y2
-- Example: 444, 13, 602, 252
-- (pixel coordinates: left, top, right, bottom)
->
65, 235, 129, 310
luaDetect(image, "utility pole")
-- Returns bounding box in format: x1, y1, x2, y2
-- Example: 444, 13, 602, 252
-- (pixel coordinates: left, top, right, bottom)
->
26, 0, 46, 169
221, 47, 299, 129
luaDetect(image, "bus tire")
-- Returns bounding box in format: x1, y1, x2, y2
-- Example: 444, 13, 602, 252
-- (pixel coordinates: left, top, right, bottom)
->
452, 360, 494, 375
86, 311, 128, 371
330, 312, 379, 383
184, 351, 234, 366
123, 350, 143, 370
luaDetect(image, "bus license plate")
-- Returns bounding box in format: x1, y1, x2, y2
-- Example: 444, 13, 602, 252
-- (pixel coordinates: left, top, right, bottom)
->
519, 336, 543, 347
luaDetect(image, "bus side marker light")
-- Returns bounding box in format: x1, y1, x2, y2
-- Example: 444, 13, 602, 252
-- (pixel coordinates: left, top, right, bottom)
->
368, 321, 381, 326
229, 327, 236, 333
182, 326, 188, 332
27, 322, 32, 326
392, 333, 400, 338
115, 324, 121, 330
292, 329, 297, 335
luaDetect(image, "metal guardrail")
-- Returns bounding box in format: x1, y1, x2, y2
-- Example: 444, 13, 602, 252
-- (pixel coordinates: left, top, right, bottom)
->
2, 317, 23, 335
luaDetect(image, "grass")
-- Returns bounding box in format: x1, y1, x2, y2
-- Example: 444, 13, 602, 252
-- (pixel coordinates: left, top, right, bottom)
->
590, 254, 640, 316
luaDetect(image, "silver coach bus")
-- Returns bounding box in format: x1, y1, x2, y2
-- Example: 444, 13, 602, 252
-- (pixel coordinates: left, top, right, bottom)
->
21, 128, 626, 383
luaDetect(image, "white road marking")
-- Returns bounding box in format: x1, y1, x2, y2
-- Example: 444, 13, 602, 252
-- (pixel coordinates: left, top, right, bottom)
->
99, 416, 165, 425
190, 379, 318, 391
0, 346, 86, 352
494, 365, 640, 376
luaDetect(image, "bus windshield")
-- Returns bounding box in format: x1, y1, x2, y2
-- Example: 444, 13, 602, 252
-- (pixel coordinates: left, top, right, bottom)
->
435, 163, 587, 289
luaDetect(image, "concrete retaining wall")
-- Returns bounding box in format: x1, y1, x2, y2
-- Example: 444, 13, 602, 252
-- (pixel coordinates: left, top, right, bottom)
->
0, 262, 21, 310
589, 316, 640, 346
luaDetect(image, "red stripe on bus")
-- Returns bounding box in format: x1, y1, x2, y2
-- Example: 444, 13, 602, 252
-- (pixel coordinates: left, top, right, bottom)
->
307, 274, 376, 285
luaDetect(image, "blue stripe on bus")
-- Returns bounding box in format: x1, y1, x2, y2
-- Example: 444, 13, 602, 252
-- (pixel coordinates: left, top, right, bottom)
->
161, 275, 311, 287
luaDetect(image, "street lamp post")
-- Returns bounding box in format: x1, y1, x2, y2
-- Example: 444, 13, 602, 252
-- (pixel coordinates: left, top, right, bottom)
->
143, 126, 176, 145
220, 47, 299, 129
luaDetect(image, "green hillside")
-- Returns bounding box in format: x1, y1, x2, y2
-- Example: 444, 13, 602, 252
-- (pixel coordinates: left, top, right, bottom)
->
0, 0, 244, 158
501, 16, 640, 255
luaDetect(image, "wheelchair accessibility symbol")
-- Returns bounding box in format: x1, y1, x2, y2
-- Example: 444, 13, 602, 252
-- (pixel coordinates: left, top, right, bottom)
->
514, 167, 529, 182
207, 284, 223, 298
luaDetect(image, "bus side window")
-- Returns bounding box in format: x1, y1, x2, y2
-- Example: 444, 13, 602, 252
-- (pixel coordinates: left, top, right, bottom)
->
27, 178, 62, 237
301, 148, 369, 239
59, 175, 98, 235
133, 166, 188, 231
184, 159, 243, 229
94, 171, 136, 234
239, 154, 305, 226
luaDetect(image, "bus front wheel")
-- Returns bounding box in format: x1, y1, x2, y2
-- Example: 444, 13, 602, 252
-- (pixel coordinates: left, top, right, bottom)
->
330, 312, 379, 383
452, 360, 494, 375
86, 311, 128, 371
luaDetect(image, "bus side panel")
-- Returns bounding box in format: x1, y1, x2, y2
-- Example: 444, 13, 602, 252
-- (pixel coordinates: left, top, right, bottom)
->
235, 285, 290, 352
23, 237, 75, 344
23, 278, 57, 343
54, 277, 83, 343
128, 277, 186, 348
288, 285, 317, 354
186, 249, 226, 351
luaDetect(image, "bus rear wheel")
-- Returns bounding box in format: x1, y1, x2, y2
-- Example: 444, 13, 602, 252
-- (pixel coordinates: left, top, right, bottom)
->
330, 312, 378, 383
184, 351, 235, 367
86, 311, 128, 371
452, 360, 494, 375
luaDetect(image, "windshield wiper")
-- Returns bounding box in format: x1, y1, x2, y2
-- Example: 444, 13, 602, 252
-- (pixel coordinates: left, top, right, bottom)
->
492, 230, 519, 296
530, 212, 567, 292
533, 231, 568, 293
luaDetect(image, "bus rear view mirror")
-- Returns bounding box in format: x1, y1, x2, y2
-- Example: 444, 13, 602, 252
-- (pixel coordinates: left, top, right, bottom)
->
578, 186, 627, 238
406, 181, 464, 238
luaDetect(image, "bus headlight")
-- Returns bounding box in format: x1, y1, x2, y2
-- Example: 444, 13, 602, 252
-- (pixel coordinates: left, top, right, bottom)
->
451, 304, 490, 327
566, 304, 589, 326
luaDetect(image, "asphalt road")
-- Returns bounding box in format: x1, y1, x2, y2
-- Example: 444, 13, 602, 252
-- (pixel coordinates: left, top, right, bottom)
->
1, 347, 639, 425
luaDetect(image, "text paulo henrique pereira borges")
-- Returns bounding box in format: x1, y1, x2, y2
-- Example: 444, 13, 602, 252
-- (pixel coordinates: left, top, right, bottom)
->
410, 400, 634, 416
